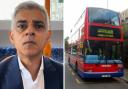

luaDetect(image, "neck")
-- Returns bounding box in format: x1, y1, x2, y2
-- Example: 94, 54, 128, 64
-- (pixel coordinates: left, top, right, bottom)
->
18, 54, 42, 81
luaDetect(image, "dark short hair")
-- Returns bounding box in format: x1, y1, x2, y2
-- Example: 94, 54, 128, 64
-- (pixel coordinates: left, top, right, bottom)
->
11, 1, 49, 30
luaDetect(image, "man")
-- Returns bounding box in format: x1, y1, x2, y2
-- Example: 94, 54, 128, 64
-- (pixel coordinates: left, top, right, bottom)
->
0, 1, 63, 89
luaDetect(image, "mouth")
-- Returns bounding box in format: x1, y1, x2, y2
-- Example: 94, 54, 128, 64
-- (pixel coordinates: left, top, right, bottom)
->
23, 41, 36, 45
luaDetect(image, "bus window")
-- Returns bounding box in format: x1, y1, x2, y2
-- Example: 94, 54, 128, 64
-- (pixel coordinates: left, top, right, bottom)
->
88, 7, 120, 26
85, 40, 121, 60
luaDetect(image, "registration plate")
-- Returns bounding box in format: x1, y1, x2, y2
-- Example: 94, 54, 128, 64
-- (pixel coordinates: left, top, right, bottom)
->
101, 75, 111, 77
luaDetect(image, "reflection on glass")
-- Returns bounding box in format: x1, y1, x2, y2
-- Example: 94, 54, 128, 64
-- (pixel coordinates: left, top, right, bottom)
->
88, 7, 120, 26
86, 40, 121, 60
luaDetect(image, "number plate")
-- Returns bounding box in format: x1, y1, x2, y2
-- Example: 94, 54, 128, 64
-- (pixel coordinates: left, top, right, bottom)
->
101, 75, 111, 77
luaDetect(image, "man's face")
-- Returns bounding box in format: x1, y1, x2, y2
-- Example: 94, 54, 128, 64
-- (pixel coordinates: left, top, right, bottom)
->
10, 9, 49, 57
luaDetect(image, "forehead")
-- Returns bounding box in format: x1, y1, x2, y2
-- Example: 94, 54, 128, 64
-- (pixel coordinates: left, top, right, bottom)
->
14, 9, 45, 22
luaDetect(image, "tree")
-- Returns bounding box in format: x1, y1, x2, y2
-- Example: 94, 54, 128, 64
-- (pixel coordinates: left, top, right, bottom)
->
65, 37, 69, 52
122, 23, 128, 68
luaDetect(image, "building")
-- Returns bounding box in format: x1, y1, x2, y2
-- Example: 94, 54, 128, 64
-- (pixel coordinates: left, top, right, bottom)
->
50, 0, 63, 48
50, 0, 63, 21
120, 8, 128, 23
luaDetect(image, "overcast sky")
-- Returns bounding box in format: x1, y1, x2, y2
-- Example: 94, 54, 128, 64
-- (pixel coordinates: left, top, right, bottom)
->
64, 0, 128, 38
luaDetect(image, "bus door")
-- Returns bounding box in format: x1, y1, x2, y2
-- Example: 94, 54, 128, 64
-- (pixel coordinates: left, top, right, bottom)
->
102, 42, 123, 72
84, 40, 123, 72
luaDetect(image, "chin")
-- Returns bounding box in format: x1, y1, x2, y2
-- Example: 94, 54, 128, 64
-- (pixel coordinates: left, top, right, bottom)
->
24, 50, 41, 57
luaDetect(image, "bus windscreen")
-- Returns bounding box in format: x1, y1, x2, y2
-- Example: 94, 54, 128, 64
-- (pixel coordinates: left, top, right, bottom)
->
88, 7, 120, 26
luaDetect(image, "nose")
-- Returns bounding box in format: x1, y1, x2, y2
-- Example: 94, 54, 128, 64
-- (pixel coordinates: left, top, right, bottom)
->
25, 24, 35, 36
26, 32, 35, 36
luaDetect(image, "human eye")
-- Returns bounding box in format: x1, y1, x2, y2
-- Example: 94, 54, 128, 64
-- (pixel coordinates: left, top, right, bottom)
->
16, 21, 27, 32
34, 21, 45, 31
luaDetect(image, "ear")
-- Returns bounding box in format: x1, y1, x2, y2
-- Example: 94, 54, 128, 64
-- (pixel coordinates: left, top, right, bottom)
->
47, 30, 52, 40
9, 31, 14, 45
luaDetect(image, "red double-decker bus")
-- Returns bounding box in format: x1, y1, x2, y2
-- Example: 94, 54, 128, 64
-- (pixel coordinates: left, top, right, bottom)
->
68, 7, 124, 78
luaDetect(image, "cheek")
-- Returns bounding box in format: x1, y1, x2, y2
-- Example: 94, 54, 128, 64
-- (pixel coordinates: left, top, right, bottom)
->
42, 36, 48, 45
13, 35, 23, 47
38, 35, 48, 47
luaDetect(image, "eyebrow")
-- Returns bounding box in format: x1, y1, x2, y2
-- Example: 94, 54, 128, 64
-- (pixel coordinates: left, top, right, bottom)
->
16, 20, 45, 25
33, 20, 45, 25
16, 20, 27, 24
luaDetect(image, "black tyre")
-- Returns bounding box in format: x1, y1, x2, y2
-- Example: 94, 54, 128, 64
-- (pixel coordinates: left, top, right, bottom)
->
68, 57, 70, 65
75, 62, 78, 72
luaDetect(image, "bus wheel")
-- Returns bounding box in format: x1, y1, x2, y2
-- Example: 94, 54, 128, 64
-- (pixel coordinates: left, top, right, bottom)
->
75, 62, 78, 73
68, 57, 70, 65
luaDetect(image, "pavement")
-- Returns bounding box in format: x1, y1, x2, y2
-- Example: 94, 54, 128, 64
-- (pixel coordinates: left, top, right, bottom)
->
122, 68, 128, 82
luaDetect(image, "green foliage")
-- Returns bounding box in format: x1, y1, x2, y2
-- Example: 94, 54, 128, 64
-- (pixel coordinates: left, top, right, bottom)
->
122, 23, 128, 68
65, 37, 69, 51
122, 23, 128, 39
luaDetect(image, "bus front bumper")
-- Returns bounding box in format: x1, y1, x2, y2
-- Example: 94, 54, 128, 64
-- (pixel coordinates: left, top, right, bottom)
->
78, 70, 124, 78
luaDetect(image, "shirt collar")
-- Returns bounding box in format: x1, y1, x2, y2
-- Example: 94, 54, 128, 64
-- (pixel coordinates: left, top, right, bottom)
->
18, 56, 44, 71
